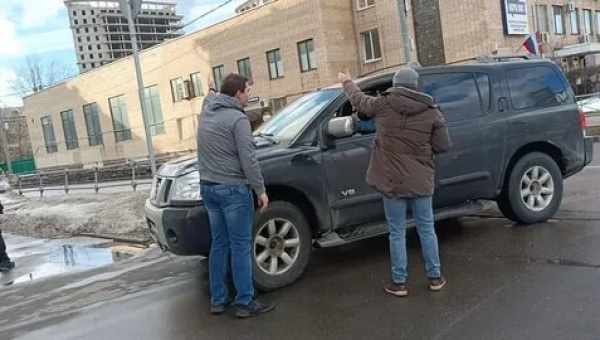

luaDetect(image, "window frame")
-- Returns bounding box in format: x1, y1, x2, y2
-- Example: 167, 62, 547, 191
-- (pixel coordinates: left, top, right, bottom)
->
266, 48, 284, 80
170, 77, 185, 102
108, 95, 132, 143
553, 6, 565, 35
361, 29, 382, 63
83, 102, 104, 146
356, 0, 375, 11
297, 39, 317, 73
212, 65, 225, 91
60, 109, 79, 150
41, 115, 58, 153
190, 72, 205, 98
571, 8, 580, 35
237, 57, 253, 80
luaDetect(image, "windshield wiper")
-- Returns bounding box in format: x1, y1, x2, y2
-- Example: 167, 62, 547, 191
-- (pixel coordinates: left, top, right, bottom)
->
254, 132, 279, 144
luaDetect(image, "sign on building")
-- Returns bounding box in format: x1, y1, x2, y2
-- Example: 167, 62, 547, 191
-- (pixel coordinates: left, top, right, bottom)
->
502, 0, 529, 35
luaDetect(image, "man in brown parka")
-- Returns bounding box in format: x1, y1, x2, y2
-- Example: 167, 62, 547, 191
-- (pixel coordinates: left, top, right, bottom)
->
338, 66, 451, 297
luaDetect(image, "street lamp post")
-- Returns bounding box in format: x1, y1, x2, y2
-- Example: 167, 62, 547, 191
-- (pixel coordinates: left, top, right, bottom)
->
396, 0, 412, 64
119, 0, 157, 175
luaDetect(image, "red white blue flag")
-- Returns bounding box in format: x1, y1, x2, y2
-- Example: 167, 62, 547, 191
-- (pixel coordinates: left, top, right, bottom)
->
522, 33, 541, 55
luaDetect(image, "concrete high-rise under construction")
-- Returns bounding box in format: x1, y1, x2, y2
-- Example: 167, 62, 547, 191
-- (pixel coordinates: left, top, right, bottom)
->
64, 0, 184, 73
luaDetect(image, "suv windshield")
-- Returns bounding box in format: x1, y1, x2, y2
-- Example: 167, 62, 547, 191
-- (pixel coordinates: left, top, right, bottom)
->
255, 89, 340, 145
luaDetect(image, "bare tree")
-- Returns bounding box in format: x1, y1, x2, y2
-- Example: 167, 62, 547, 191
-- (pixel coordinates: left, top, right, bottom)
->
10, 56, 75, 97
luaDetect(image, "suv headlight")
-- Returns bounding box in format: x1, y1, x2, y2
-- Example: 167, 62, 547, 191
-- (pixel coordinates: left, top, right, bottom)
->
170, 171, 201, 201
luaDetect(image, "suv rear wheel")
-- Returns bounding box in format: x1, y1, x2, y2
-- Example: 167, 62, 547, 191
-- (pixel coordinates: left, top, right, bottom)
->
253, 201, 312, 291
498, 152, 563, 224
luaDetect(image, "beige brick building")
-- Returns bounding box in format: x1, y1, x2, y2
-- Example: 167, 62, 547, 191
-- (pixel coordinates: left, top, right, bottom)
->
23, 0, 600, 170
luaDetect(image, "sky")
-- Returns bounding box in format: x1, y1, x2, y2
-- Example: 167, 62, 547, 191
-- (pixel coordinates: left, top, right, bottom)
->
0, 0, 247, 108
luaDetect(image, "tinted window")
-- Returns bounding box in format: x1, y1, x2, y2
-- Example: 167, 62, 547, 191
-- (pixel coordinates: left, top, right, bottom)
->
507, 66, 568, 110
421, 72, 483, 122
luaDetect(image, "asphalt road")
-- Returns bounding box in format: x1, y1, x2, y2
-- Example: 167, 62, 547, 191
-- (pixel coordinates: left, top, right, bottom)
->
1, 146, 599, 340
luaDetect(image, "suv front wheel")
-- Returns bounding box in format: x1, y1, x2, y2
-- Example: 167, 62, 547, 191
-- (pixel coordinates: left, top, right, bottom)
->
253, 201, 312, 291
498, 152, 563, 224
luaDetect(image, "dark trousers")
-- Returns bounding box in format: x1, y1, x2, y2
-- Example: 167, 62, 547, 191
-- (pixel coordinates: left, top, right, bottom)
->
0, 230, 10, 262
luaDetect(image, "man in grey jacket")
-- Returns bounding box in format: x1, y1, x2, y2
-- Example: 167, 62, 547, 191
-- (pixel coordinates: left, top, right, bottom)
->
197, 73, 274, 318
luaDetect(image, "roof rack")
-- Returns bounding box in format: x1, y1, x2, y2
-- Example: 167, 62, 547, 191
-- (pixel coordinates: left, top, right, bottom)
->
446, 54, 541, 65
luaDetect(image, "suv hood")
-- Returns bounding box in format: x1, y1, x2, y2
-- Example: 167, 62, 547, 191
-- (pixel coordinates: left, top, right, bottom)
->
157, 141, 294, 177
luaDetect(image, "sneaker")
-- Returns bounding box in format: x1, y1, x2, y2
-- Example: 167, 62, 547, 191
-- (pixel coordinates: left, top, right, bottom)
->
235, 300, 276, 319
428, 277, 447, 291
0, 260, 15, 273
384, 282, 408, 297
210, 304, 227, 315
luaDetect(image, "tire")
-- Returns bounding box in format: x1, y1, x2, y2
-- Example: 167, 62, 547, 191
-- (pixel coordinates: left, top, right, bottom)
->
252, 201, 312, 291
499, 152, 563, 224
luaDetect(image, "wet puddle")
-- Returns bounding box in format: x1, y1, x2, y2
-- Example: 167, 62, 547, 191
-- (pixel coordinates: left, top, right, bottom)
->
1, 234, 141, 286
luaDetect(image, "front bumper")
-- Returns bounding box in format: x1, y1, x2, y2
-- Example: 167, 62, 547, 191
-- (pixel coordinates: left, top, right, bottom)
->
144, 199, 211, 256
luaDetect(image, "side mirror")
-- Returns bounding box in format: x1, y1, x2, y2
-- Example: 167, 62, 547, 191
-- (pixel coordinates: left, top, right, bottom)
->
327, 116, 354, 139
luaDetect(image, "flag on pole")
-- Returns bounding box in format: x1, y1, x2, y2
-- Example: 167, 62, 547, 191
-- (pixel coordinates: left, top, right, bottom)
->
521, 33, 541, 55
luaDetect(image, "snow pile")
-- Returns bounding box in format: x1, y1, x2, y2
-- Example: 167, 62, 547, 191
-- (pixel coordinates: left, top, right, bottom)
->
0, 191, 151, 242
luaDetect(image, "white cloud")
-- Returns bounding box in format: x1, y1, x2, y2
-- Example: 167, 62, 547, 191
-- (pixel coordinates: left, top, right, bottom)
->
0, 15, 23, 57
21, 0, 65, 29
0, 68, 22, 108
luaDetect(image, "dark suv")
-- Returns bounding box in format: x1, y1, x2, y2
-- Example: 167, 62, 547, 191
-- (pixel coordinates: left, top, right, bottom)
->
145, 60, 594, 291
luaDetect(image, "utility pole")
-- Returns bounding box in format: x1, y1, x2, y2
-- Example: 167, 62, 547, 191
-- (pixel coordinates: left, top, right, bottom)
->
119, 0, 157, 175
396, 0, 412, 64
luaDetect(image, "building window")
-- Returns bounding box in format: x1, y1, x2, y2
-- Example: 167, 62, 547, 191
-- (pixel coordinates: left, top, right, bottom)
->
92, 18, 96, 24
94, 27, 98, 32
190, 72, 205, 97
41, 115, 57, 153
361, 29, 382, 63
83, 103, 103, 146
237, 57, 253, 80
212, 65, 225, 91
357, 0, 375, 10
170, 77, 185, 102
91, 62, 96, 67
553, 6, 565, 35
85, 27, 89, 33
91, 10, 94, 15
81, 54, 85, 60
99, 53, 103, 58
76, 28, 80, 34
74, 19, 79, 25
77, 37, 82, 43
571, 8, 580, 35
108, 95, 132, 142
297, 39, 317, 72
535, 5, 549, 33
82, 10, 86, 15
73, 10, 77, 16
583, 9, 593, 35
86, 36, 91, 42
89, 53, 93, 59
96, 36, 100, 41
79, 46, 83, 52
88, 45, 92, 51
97, 44, 101, 49
143, 85, 166, 135
82, 63, 87, 69
266, 49, 284, 80
83, 18, 87, 24
61, 109, 79, 150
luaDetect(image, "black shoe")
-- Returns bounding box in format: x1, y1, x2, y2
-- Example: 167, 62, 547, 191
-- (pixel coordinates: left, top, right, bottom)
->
0, 260, 15, 273
235, 300, 276, 319
384, 282, 408, 297
428, 276, 447, 291
210, 304, 227, 315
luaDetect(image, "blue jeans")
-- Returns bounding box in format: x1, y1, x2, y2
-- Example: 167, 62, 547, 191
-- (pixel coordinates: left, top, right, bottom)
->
201, 183, 255, 306
383, 196, 441, 283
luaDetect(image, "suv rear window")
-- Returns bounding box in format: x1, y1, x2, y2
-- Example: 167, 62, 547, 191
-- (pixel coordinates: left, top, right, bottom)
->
421, 72, 483, 122
507, 66, 569, 110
